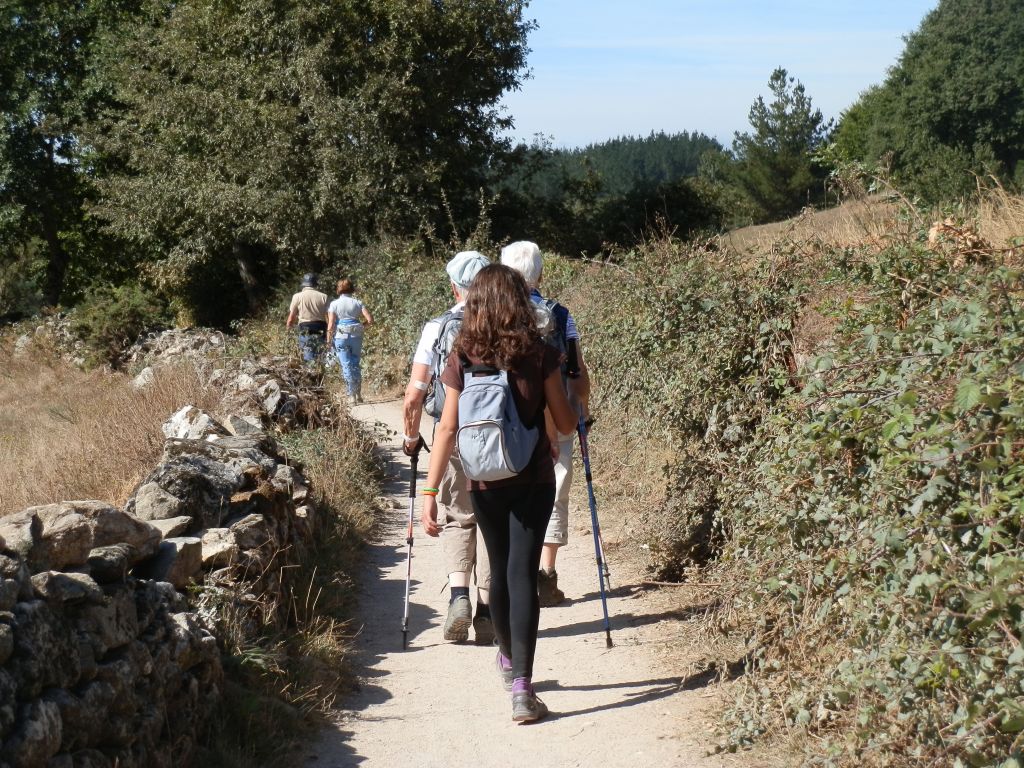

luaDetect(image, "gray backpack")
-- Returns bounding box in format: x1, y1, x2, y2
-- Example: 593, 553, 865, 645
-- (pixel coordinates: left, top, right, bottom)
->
456, 360, 539, 481
423, 309, 463, 419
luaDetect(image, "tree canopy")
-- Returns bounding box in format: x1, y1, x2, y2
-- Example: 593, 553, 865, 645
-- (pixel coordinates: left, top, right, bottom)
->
84, 0, 532, 318
836, 0, 1024, 200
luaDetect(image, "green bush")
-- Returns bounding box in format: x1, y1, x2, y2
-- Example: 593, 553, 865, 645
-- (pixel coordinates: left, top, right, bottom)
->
715, 236, 1024, 766
69, 282, 171, 366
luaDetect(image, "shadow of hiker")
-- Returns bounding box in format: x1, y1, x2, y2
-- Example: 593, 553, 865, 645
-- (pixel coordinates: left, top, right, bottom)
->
537, 676, 684, 720
539, 603, 720, 640
535, 660, 746, 721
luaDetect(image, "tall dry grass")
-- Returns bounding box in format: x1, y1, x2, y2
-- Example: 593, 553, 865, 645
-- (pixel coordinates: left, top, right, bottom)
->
721, 196, 901, 255
0, 343, 221, 516
977, 183, 1024, 248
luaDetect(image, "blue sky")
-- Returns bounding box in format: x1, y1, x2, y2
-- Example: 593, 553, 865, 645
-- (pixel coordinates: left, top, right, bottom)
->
501, 1, 938, 148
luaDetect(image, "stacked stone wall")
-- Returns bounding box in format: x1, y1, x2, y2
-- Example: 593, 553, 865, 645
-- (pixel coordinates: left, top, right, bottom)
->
0, 395, 319, 767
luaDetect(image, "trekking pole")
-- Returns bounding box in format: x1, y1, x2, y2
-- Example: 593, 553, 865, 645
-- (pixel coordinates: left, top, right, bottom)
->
402, 436, 428, 649
577, 414, 613, 648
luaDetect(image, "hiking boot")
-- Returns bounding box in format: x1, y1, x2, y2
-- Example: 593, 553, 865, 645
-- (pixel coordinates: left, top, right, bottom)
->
512, 690, 549, 723
442, 595, 472, 642
495, 652, 514, 691
473, 612, 496, 646
537, 569, 565, 607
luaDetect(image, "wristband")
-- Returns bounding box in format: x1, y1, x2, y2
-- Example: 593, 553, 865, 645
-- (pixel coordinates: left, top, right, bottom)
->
421, 488, 438, 497
412, 380, 428, 391
402, 433, 420, 443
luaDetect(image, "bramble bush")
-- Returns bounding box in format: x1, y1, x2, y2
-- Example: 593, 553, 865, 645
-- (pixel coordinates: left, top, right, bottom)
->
714, 228, 1024, 766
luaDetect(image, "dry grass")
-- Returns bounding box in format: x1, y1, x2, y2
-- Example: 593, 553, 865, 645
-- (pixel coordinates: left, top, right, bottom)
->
721, 196, 902, 256
0, 342, 221, 516
977, 183, 1024, 248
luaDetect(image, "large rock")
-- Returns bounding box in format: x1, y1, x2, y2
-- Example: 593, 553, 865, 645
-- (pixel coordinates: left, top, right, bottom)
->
148, 516, 194, 539
229, 514, 273, 550
130, 483, 184, 522
1, 503, 160, 573
0, 514, 40, 562
135, 538, 202, 590
4, 699, 62, 767
10, 600, 81, 697
225, 414, 263, 436
200, 529, 238, 568
76, 586, 138, 655
86, 545, 132, 584
161, 406, 228, 441
30, 572, 104, 605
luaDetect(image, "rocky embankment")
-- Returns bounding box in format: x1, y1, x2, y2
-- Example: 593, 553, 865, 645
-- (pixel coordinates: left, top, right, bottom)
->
0, 330, 337, 768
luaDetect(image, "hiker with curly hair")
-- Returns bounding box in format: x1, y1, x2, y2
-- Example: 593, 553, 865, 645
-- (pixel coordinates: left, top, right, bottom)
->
419, 263, 577, 723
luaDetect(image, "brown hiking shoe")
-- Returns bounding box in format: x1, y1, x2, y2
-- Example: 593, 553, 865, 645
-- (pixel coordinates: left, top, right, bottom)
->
443, 596, 472, 642
537, 569, 565, 607
473, 612, 496, 646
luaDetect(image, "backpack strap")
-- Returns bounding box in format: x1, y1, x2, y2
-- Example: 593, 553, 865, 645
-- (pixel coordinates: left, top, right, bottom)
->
459, 354, 500, 377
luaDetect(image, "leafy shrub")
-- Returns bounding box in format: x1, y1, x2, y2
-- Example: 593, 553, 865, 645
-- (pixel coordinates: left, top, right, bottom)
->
560, 238, 799, 576
69, 282, 171, 366
713, 231, 1024, 766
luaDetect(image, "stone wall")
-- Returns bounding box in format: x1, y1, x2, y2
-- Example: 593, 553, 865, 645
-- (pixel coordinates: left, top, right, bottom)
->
0, 401, 318, 768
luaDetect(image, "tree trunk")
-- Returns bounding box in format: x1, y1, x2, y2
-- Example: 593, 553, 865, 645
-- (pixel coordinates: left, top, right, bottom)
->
234, 241, 263, 314
41, 216, 70, 308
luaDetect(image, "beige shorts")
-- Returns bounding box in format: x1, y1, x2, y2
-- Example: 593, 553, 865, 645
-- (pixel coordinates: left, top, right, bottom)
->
437, 449, 491, 589
544, 433, 575, 546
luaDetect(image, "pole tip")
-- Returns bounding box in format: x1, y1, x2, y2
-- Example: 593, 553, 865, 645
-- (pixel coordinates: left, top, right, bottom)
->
605, 634, 613, 648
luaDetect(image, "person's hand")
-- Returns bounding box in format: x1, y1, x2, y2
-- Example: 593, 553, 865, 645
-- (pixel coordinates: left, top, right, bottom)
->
550, 441, 560, 460
402, 434, 426, 458
420, 495, 440, 537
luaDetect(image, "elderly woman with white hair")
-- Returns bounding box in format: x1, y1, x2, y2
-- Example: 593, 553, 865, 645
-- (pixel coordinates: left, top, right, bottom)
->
500, 240, 591, 606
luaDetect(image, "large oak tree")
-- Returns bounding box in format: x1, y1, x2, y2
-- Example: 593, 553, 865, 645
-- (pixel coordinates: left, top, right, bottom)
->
86, 0, 533, 315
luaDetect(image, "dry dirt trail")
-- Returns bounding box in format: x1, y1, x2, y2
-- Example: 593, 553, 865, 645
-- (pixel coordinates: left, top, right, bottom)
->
304, 398, 757, 768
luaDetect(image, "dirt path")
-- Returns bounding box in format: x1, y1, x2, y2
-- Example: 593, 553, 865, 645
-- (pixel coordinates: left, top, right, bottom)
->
304, 399, 750, 768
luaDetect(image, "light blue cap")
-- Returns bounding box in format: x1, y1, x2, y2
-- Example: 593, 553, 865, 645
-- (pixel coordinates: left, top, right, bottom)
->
446, 250, 490, 289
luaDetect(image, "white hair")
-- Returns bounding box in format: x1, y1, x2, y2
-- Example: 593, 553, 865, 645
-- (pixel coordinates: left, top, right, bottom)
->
500, 241, 543, 288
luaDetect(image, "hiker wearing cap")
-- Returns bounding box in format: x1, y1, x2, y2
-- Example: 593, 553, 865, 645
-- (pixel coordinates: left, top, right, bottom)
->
401, 250, 494, 645
419, 264, 578, 723
500, 241, 591, 606
327, 278, 374, 405
286, 273, 330, 363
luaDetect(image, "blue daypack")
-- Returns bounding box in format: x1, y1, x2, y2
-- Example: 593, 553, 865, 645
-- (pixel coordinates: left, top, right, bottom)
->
456, 359, 539, 481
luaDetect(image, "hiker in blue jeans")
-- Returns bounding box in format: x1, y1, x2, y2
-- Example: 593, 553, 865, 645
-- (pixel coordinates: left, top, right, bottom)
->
327, 278, 374, 404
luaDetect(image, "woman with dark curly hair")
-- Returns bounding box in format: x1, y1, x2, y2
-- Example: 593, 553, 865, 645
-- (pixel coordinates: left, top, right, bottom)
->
420, 263, 577, 723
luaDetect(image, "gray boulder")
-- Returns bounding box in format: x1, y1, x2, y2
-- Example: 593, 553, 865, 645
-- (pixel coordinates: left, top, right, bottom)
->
30, 572, 104, 605
3, 700, 61, 767
0, 502, 160, 574
135, 538, 202, 590
161, 405, 228, 441
200, 529, 238, 568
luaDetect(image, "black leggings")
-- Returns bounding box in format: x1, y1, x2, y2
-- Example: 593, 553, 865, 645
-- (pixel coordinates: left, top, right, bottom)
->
470, 483, 555, 680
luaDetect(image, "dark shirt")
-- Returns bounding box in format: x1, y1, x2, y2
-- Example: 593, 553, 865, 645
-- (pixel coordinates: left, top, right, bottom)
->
440, 340, 561, 490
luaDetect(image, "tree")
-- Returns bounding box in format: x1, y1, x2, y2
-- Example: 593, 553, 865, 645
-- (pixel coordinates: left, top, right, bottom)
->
0, 1, 138, 306
732, 67, 832, 222
837, 0, 1024, 200
86, 0, 532, 321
